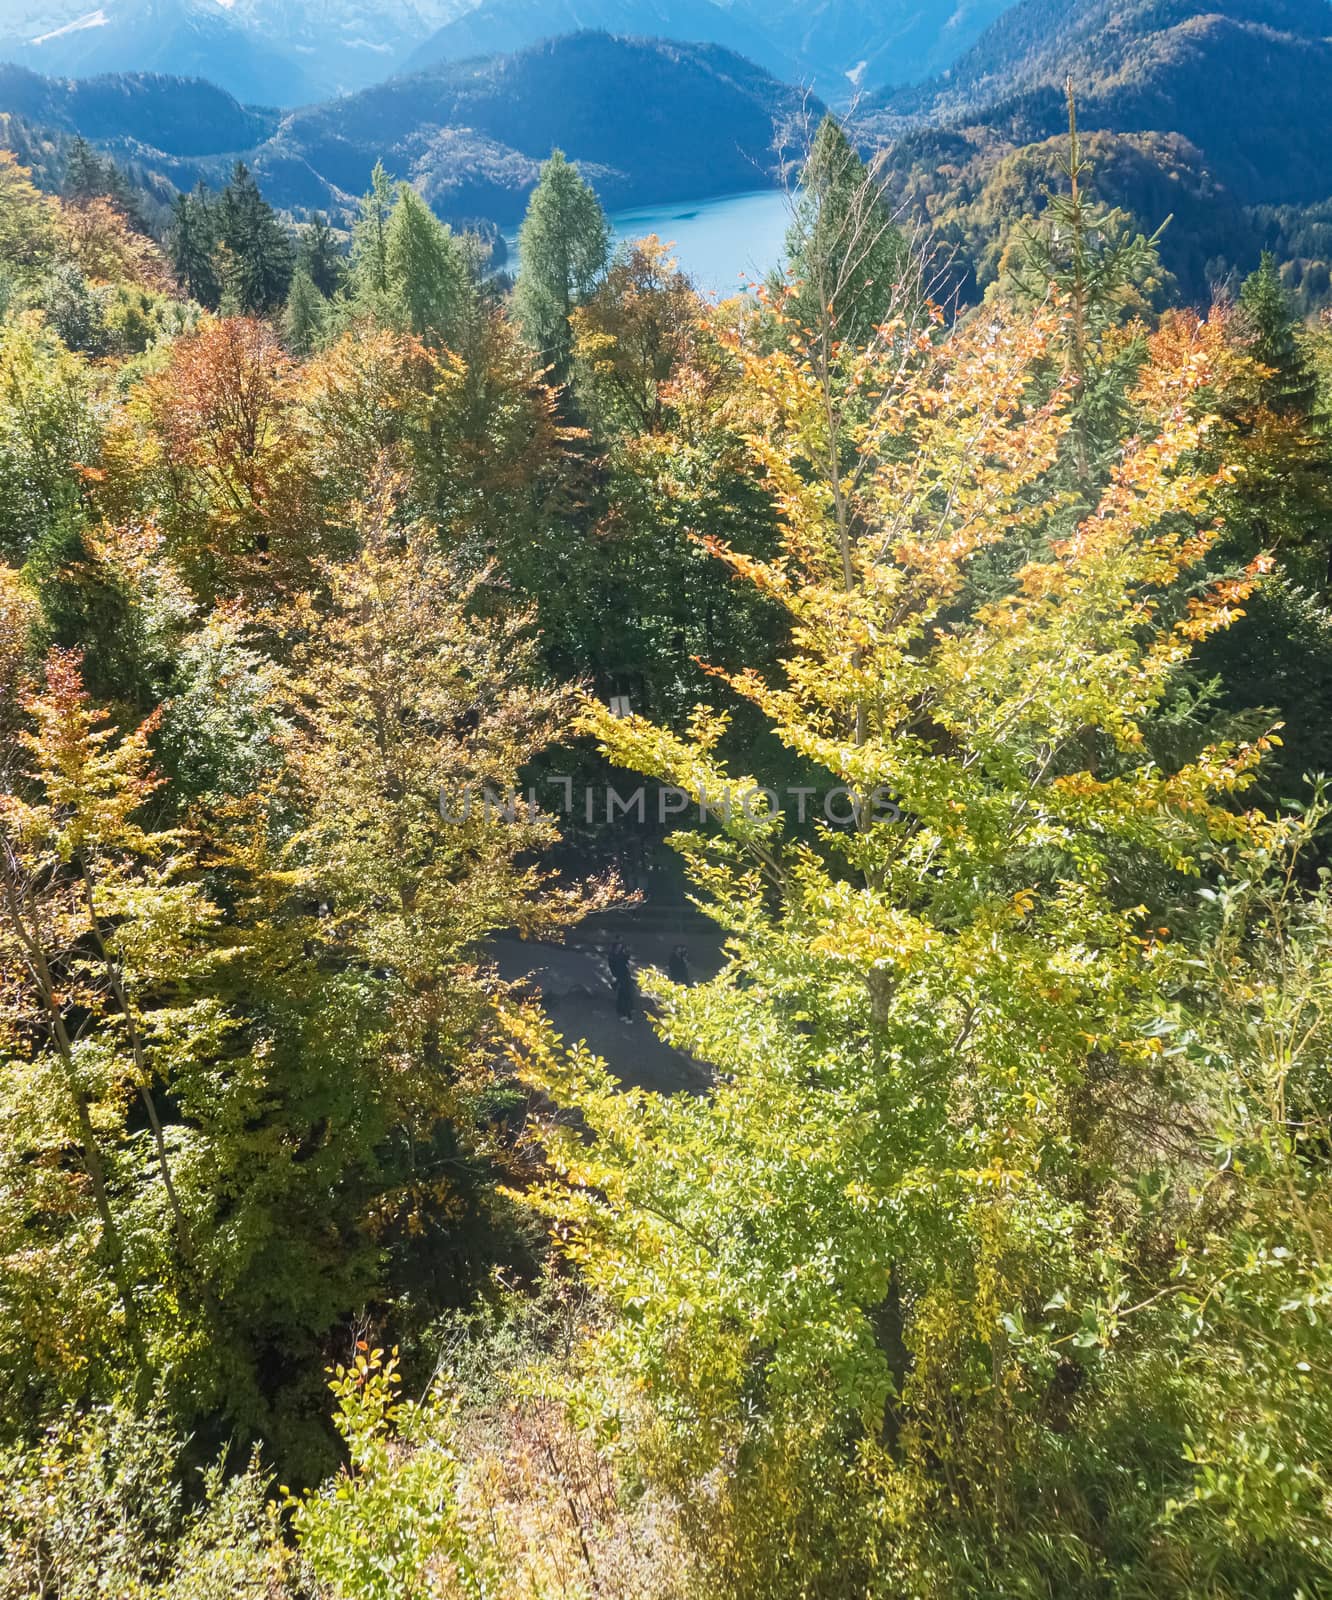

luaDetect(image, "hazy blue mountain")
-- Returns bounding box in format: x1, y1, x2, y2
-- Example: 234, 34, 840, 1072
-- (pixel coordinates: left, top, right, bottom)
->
212, 0, 474, 99
405, 0, 1021, 94
0, 0, 322, 105
0, 33, 818, 224
756, 0, 1019, 91
868, 0, 1332, 205
0, 60, 278, 153
0, 0, 480, 101
405, 0, 799, 84
2, 0, 1024, 107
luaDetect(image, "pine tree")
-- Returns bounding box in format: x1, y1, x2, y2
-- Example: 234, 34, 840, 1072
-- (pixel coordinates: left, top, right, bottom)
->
283, 264, 327, 356
384, 184, 474, 347
62, 137, 145, 230
62, 137, 107, 206
1005, 80, 1169, 491
298, 211, 343, 298
215, 161, 293, 316
784, 114, 907, 349
514, 150, 610, 383
1240, 251, 1318, 416
348, 161, 395, 313
167, 185, 220, 309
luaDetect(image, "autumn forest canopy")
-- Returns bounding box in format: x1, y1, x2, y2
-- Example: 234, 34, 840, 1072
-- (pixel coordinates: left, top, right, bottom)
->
5, 83, 1332, 1600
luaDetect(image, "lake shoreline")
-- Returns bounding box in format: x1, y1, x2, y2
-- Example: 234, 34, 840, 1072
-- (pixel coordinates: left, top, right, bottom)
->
505, 185, 794, 296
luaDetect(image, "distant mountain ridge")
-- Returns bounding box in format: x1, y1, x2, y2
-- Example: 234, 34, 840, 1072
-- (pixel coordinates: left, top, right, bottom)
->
0, 34, 818, 225
0, 0, 323, 105
0, 61, 277, 154
403, 0, 1018, 91
870, 0, 1332, 204
855, 0, 1332, 310
1, 0, 1023, 105
404, 0, 797, 83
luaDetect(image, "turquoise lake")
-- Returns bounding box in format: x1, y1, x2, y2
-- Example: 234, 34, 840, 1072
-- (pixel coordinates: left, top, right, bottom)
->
504, 187, 793, 297
605, 188, 793, 296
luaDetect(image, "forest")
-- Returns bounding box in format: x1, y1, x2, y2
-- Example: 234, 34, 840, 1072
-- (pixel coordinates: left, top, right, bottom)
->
1, 93, 1332, 1599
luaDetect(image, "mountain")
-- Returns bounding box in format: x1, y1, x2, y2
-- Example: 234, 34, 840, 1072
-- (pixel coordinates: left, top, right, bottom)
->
405, 0, 1018, 94
404, 0, 798, 84
0, 0, 474, 103
871, 0, 1332, 205
2, 0, 1025, 107
259, 32, 816, 219
0, 34, 817, 224
858, 0, 1332, 307
757, 0, 1018, 92
200, 0, 469, 99
0, 61, 277, 154
0, 0, 323, 106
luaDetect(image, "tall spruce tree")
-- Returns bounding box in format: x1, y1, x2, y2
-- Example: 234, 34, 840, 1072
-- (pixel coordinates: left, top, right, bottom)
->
514, 150, 610, 383
168, 185, 220, 309
62, 137, 108, 206
62, 137, 144, 228
348, 161, 395, 314
1240, 251, 1318, 416
1004, 80, 1169, 492
282, 265, 326, 357
298, 212, 343, 299
216, 161, 293, 316
384, 185, 474, 348
784, 114, 907, 349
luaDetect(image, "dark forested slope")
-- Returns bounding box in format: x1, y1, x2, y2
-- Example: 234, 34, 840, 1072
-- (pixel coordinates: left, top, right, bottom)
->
873, 0, 1332, 206
860, 0, 1332, 305
0, 0, 321, 108
0, 35, 816, 223
0, 63, 278, 158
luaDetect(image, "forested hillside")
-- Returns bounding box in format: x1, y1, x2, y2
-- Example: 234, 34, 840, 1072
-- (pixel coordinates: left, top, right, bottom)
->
0, 63, 278, 157
863, 0, 1332, 306
0, 0, 325, 107
0, 0, 1023, 105
0, 37, 813, 224
3, 63, 1332, 1600
268, 34, 813, 218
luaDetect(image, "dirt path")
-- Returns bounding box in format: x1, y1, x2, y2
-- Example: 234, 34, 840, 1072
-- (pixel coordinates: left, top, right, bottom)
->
492, 910, 721, 1096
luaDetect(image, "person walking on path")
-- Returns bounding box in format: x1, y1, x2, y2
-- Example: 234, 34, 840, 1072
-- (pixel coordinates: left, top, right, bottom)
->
608, 938, 636, 1020
668, 943, 691, 986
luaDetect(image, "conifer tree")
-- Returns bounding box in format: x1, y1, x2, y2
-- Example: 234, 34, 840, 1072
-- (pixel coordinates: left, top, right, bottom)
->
348, 161, 395, 312
62, 137, 107, 206
784, 113, 907, 349
298, 211, 343, 298
1005, 80, 1169, 491
1240, 250, 1318, 415
167, 185, 220, 309
282, 265, 327, 357
215, 161, 293, 316
384, 184, 474, 348
62, 137, 144, 229
514, 150, 610, 383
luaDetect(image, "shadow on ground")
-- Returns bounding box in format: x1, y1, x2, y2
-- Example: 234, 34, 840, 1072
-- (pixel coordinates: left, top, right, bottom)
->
492, 909, 722, 1096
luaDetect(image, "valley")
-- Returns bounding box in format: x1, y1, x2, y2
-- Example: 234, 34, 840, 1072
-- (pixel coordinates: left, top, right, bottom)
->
3, 0, 1332, 1590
